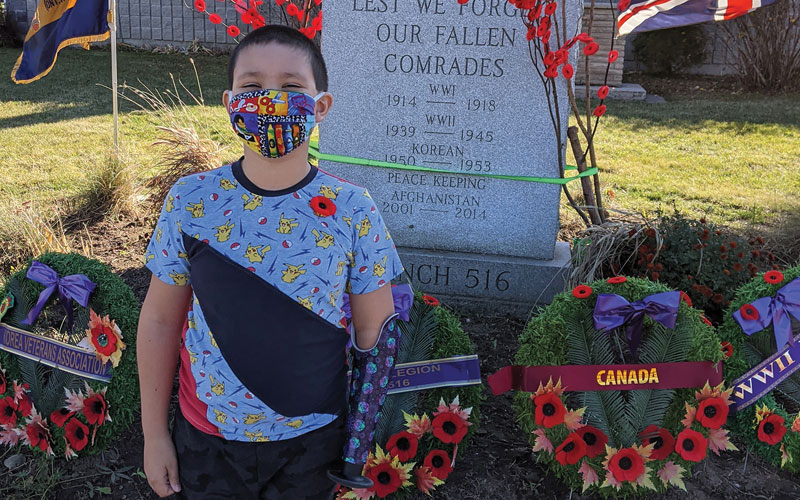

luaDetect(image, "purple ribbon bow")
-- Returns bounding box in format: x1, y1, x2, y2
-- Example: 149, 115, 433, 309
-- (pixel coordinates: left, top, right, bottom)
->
342, 284, 414, 323
733, 277, 800, 351
21, 261, 96, 332
593, 291, 681, 357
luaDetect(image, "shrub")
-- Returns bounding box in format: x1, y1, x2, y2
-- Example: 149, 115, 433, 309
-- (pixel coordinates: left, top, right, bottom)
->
632, 26, 708, 75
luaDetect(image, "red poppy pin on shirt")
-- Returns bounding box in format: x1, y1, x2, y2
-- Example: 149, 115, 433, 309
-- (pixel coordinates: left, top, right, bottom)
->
310, 196, 336, 217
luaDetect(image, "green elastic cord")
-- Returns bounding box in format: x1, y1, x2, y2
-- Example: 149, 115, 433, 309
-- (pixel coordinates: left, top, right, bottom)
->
308, 146, 597, 185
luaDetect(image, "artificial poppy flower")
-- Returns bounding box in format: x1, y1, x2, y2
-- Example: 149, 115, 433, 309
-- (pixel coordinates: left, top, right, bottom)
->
739, 304, 760, 320
608, 447, 645, 482
675, 428, 707, 462
209, 13, 222, 24
534, 392, 567, 428
65, 418, 89, 452
194, 0, 206, 12
583, 41, 599, 56
0, 369, 6, 395
608, 50, 619, 63
577, 425, 608, 458
555, 432, 587, 465
90, 320, 118, 357
80, 310, 126, 367
639, 425, 675, 461
422, 295, 440, 307
696, 397, 729, 429
432, 412, 468, 444
598, 85, 610, 100
82, 393, 107, 426
25, 419, 50, 453
764, 270, 784, 284
607, 276, 627, 284
386, 430, 418, 462
758, 413, 786, 445
593, 105, 607, 117
0, 396, 17, 426
679, 291, 692, 306
720, 341, 733, 359
366, 461, 403, 498
562, 64, 574, 79
16, 393, 32, 417
49, 408, 74, 428
701, 316, 713, 327
227, 25, 241, 37
572, 285, 593, 299
310, 196, 336, 217
423, 449, 453, 480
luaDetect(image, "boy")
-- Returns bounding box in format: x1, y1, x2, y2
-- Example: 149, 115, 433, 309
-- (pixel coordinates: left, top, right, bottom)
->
137, 25, 404, 499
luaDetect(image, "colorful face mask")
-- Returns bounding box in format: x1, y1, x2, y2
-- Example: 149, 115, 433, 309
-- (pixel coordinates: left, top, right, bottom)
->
227, 89, 324, 159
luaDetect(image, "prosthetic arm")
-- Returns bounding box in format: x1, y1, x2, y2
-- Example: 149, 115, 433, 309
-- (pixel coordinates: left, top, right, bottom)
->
328, 313, 401, 488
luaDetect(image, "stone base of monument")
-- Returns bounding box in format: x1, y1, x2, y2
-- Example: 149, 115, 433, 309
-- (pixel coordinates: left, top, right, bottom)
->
395, 242, 571, 316
574, 83, 647, 101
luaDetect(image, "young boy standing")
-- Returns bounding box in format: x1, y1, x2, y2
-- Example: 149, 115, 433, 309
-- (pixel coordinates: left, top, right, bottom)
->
137, 26, 404, 499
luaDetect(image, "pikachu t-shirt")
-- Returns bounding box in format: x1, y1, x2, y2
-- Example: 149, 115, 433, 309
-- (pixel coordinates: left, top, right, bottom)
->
145, 159, 404, 441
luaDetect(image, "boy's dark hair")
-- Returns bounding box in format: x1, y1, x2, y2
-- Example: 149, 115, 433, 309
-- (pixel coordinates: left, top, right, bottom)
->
228, 25, 328, 92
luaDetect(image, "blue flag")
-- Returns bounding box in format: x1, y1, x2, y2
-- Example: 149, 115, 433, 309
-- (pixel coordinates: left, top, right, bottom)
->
11, 0, 110, 84
618, 0, 778, 35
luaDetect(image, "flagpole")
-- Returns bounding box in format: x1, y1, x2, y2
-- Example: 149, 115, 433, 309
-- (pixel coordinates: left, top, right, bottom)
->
109, 0, 119, 155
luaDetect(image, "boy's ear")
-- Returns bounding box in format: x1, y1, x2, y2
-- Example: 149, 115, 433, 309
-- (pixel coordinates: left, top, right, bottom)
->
222, 90, 231, 109
314, 93, 334, 124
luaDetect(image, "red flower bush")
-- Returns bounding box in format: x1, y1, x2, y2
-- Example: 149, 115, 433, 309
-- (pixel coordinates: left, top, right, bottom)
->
576, 425, 608, 458
676, 428, 707, 462
423, 449, 453, 480
534, 392, 566, 428
758, 414, 786, 445
432, 412, 467, 444
608, 447, 645, 482
555, 432, 587, 465
639, 425, 675, 461
386, 430, 418, 462
696, 397, 729, 429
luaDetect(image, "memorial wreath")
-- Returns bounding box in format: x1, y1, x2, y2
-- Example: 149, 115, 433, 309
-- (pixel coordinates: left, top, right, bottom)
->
718, 265, 800, 472
0, 253, 139, 458
335, 292, 482, 499
491, 277, 732, 496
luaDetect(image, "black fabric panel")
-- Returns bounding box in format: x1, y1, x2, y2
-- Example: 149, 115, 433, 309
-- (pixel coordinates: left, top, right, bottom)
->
183, 233, 348, 418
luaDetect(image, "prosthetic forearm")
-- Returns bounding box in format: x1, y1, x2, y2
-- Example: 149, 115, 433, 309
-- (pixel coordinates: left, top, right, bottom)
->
328, 313, 401, 488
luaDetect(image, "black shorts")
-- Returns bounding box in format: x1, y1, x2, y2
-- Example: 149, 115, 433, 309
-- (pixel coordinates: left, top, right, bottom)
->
172, 409, 345, 499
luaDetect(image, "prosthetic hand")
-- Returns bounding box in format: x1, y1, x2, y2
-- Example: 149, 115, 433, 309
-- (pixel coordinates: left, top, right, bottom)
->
328, 313, 401, 488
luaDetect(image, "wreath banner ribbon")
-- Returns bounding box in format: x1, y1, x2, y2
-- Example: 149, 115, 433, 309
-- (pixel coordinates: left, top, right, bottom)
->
22, 260, 96, 333
730, 332, 800, 413
386, 355, 482, 395
0, 322, 112, 383
732, 276, 800, 352
488, 361, 723, 395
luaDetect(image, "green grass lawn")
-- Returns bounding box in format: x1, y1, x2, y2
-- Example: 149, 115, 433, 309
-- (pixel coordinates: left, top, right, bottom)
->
1, 47, 798, 231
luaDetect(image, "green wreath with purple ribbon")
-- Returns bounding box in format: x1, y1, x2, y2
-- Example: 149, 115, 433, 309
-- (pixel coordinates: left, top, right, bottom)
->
0, 253, 139, 458
718, 265, 800, 472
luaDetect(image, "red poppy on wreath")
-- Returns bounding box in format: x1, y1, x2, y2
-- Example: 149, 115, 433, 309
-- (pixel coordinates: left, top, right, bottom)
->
534, 392, 567, 428
675, 428, 707, 462
572, 285, 593, 299
758, 413, 786, 445
720, 341, 733, 359
310, 196, 336, 217
608, 447, 645, 482
576, 425, 608, 458
49, 408, 75, 428
366, 461, 403, 498
679, 291, 692, 307
555, 432, 587, 465
422, 295, 440, 307
25, 418, 51, 453
65, 418, 90, 452
432, 411, 468, 444
739, 304, 760, 321
423, 449, 453, 480
764, 270, 784, 284
701, 316, 713, 327
82, 393, 108, 426
386, 430, 418, 462
639, 425, 675, 461
696, 397, 729, 429
16, 393, 32, 418
607, 276, 627, 284
0, 396, 17, 426
0, 369, 6, 394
